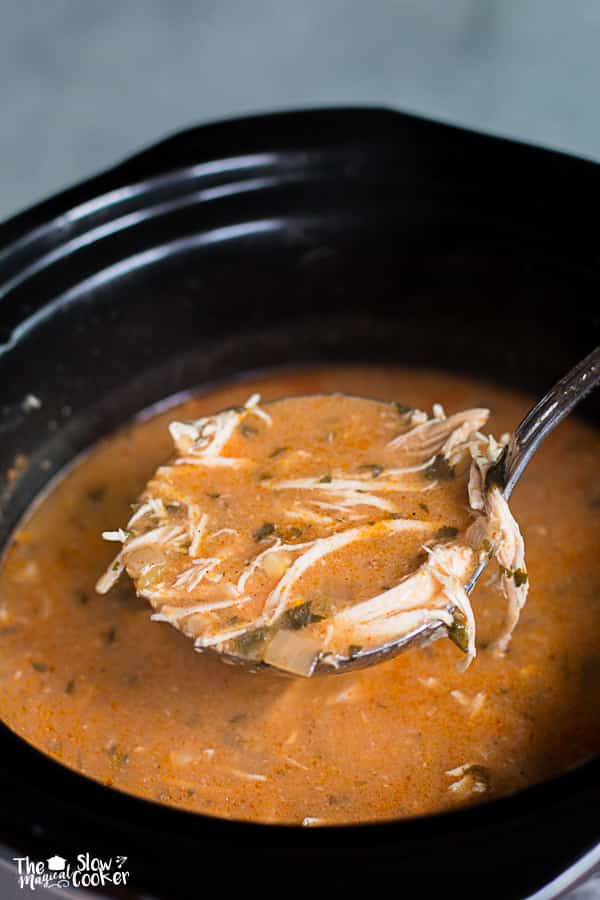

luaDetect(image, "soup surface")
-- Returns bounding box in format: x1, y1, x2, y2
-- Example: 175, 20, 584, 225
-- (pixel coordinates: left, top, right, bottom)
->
1, 366, 599, 824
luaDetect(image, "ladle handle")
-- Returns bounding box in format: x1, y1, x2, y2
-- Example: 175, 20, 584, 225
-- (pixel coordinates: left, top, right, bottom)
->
500, 344, 600, 498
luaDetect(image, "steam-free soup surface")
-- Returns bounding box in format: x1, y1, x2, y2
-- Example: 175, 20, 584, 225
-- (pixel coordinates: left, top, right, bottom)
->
0, 366, 599, 824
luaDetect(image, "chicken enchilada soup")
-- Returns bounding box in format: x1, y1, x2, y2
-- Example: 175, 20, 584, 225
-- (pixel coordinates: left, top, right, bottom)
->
0, 366, 599, 824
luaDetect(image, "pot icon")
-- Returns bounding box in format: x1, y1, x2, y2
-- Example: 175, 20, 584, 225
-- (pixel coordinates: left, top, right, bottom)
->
47, 856, 66, 871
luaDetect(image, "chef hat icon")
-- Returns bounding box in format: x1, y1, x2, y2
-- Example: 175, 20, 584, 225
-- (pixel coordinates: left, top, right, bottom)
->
47, 856, 66, 871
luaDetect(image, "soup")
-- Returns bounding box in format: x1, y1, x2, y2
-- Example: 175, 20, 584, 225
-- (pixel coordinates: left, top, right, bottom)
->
0, 366, 599, 825
99, 394, 525, 675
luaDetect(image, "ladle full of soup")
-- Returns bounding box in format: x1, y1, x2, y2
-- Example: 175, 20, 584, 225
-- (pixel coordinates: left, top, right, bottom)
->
96, 393, 527, 676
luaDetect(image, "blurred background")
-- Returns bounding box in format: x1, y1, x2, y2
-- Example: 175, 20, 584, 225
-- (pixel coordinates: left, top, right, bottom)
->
1, 2, 599, 897
2, 0, 600, 221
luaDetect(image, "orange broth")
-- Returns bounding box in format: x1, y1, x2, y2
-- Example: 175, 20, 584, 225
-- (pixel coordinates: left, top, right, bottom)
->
0, 365, 598, 824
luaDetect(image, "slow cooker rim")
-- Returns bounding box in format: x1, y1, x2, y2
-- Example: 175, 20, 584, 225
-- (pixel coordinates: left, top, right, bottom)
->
0, 107, 598, 898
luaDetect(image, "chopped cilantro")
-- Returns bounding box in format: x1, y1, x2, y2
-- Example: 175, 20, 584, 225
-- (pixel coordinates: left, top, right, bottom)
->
269, 446, 290, 458
485, 454, 506, 491
235, 628, 269, 654
253, 522, 276, 542
513, 568, 528, 587
424, 455, 455, 481
358, 463, 384, 478
281, 602, 312, 630
448, 615, 469, 654
435, 526, 459, 540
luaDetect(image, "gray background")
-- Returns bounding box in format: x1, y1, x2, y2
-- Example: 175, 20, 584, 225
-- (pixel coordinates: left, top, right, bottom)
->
2, 0, 600, 222
1, 1, 598, 897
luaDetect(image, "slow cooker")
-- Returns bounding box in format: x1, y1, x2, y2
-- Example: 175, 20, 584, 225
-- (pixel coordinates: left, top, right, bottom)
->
0, 108, 598, 899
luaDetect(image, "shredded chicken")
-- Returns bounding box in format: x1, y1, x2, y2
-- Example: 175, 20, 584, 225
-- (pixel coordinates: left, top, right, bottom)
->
387, 408, 489, 455
473, 487, 528, 654
270, 473, 433, 495
168, 393, 271, 468
461, 433, 528, 654
96, 393, 528, 675
261, 518, 436, 623
322, 542, 477, 665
